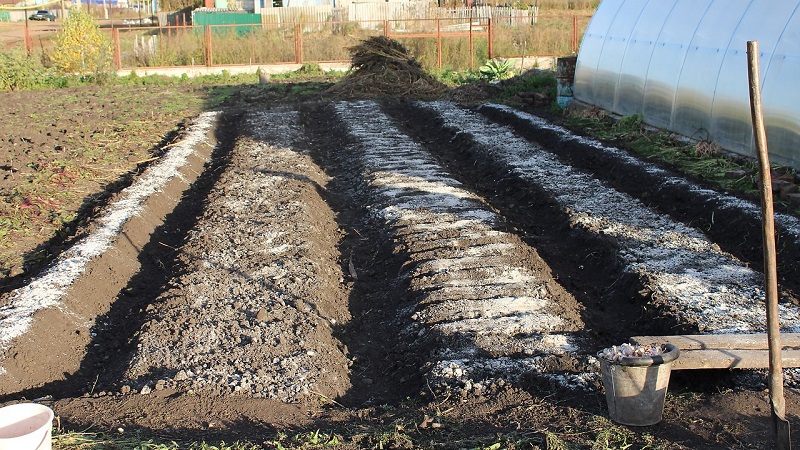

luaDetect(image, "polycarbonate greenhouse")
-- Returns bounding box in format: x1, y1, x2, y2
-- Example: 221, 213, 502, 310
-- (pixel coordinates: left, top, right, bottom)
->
574, 0, 800, 169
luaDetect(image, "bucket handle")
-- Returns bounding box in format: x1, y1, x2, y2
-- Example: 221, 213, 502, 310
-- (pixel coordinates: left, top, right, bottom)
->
600, 344, 680, 367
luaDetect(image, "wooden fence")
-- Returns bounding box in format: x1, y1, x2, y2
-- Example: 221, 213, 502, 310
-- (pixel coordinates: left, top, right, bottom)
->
261, 5, 333, 25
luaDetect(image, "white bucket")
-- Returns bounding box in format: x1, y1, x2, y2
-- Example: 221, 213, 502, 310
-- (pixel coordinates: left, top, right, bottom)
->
0, 403, 54, 450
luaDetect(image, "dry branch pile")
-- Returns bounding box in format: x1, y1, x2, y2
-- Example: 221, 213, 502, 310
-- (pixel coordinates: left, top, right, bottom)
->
328, 36, 447, 100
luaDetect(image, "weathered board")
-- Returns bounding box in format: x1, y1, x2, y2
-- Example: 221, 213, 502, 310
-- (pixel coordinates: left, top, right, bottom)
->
630, 334, 800, 370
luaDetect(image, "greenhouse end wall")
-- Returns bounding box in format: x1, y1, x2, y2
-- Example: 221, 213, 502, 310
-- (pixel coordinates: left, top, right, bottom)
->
574, 0, 800, 169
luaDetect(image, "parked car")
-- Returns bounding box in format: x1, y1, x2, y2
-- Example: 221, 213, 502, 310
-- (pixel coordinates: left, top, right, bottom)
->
29, 10, 56, 21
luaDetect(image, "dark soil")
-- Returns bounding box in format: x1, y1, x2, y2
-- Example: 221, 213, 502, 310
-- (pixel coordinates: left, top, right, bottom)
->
0, 85, 206, 283
1, 87, 800, 449
478, 103, 800, 304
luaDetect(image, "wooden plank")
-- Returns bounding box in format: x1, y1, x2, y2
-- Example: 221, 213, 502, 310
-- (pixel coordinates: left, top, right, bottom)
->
630, 333, 800, 351
671, 349, 800, 370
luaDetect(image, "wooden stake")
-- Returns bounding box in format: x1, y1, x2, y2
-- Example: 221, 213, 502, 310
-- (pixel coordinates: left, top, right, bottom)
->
747, 39, 792, 450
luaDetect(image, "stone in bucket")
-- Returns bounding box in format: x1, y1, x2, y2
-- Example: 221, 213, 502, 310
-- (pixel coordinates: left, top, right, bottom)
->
598, 343, 680, 426
0, 403, 54, 450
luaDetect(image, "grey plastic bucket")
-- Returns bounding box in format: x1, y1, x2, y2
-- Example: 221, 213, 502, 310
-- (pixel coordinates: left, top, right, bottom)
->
598, 344, 679, 426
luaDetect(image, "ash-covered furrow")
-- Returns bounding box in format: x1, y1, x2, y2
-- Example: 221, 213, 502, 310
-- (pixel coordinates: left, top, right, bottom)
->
334, 101, 593, 392
123, 107, 351, 402
478, 103, 800, 298
417, 101, 800, 335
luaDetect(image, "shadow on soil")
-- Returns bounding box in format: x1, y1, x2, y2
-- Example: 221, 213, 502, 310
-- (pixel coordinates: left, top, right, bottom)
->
297, 102, 425, 407
0, 110, 240, 403
380, 99, 690, 348
53, 385, 767, 449
0, 124, 189, 294
479, 103, 800, 303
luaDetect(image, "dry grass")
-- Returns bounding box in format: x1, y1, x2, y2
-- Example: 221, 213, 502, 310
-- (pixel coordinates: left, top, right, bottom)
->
493, 14, 592, 57
694, 139, 723, 157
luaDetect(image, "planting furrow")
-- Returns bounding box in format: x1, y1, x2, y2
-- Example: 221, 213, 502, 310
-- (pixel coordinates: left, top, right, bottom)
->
334, 101, 589, 391
0, 112, 217, 351
0, 112, 220, 394
481, 103, 800, 240
424, 101, 800, 334
123, 107, 350, 401
479, 104, 800, 294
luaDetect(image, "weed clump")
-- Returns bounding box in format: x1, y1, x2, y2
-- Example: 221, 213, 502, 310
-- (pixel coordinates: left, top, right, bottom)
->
0, 48, 50, 91
327, 36, 447, 100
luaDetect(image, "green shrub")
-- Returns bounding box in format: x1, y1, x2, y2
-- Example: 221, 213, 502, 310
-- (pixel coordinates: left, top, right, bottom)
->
296, 63, 324, 76
0, 48, 48, 91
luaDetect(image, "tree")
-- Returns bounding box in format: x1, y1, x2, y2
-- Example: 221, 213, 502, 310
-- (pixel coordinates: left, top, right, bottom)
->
52, 8, 113, 75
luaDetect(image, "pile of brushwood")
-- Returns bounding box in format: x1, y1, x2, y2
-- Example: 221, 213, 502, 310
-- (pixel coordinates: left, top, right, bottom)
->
328, 36, 447, 99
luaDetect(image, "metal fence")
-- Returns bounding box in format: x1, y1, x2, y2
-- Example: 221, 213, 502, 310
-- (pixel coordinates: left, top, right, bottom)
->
5, 12, 590, 72
107, 13, 591, 71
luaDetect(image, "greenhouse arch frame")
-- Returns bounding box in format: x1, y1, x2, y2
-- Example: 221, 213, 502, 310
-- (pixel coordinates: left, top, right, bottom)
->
574, 0, 800, 169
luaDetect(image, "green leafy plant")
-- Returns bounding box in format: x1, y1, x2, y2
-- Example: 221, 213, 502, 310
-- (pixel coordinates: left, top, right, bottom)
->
295, 62, 325, 76
614, 113, 643, 133
564, 109, 766, 199
545, 431, 570, 450
53, 430, 261, 449
479, 58, 515, 81
271, 429, 343, 448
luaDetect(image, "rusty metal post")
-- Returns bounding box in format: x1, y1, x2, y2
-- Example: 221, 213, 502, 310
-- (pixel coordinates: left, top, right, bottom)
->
384, 20, 389, 38
113, 28, 122, 69
747, 39, 792, 450
469, 19, 474, 71
206, 25, 213, 67
24, 11, 31, 55
437, 19, 442, 69
572, 14, 578, 54
295, 23, 303, 64
487, 18, 493, 60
